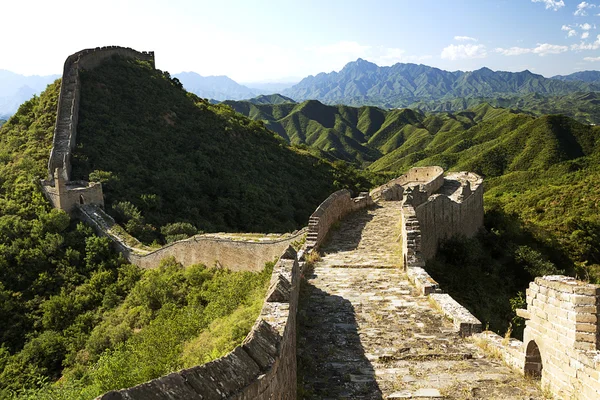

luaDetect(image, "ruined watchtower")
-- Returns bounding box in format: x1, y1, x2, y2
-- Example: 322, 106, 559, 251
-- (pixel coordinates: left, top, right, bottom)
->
518, 276, 600, 399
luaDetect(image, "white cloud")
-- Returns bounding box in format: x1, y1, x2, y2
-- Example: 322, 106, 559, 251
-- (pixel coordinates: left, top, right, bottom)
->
532, 0, 565, 10
575, 2, 596, 16
454, 36, 477, 42
496, 43, 569, 56
495, 47, 533, 56
441, 44, 487, 60
584, 56, 600, 61
571, 34, 600, 49
562, 24, 578, 37
371, 47, 433, 65
532, 43, 570, 55
582, 31, 591, 38
580, 23, 594, 30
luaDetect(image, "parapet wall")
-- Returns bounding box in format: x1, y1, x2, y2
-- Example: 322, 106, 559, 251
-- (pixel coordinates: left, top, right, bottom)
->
96, 246, 300, 400
306, 189, 372, 250
79, 204, 305, 271
371, 166, 444, 201
523, 276, 600, 399
413, 173, 484, 260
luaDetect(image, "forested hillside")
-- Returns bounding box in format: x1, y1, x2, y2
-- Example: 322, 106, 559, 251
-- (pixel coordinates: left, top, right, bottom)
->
71, 57, 370, 245
0, 58, 353, 399
410, 91, 600, 125
227, 98, 600, 320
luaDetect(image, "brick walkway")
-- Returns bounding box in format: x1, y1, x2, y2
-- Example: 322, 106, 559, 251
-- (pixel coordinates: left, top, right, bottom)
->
297, 202, 544, 399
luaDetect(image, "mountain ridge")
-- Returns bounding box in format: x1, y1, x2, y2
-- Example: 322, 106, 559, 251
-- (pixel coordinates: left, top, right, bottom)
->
283, 59, 600, 108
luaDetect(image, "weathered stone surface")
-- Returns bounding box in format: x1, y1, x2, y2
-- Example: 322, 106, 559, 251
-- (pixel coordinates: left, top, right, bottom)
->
297, 201, 542, 399
242, 320, 280, 371
266, 274, 291, 303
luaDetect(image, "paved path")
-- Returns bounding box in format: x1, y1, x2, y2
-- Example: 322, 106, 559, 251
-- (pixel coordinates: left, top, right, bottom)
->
297, 201, 544, 399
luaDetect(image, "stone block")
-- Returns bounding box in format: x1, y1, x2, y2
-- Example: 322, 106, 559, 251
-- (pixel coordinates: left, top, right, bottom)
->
576, 323, 598, 333
266, 274, 291, 303
576, 332, 597, 343
572, 295, 598, 306
574, 305, 598, 313
574, 341, 597, 351
242, 320, 281, 370
573, 285, 600, 296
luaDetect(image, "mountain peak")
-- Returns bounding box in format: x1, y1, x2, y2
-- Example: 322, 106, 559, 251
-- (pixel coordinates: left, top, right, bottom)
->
343, 58, 378, 72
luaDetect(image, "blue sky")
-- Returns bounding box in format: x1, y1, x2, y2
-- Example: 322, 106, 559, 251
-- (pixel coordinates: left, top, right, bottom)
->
2, 0, 600, 82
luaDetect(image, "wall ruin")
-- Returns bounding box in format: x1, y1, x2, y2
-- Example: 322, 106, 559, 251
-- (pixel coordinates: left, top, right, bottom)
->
79, 204, 305, 271
478, 276, 600, 400
371, 165, 444, 201
410, 171, 484, 261
42, 168, 104, 213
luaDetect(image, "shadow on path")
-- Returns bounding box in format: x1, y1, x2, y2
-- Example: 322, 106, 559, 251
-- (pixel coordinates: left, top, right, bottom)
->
297, 275, 382, 400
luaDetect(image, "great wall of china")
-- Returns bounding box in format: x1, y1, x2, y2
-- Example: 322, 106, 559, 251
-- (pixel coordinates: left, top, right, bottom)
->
39, 47, 600, 399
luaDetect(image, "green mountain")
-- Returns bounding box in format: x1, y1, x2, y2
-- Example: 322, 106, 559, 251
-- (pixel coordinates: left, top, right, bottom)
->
0, 119, 5, 127
283, 59, 600, 108
245, 93, 296, 105
70, 57, 366, 244
552, 70, 600, 83
410, 92, 600, 125
0, 56, 371, 399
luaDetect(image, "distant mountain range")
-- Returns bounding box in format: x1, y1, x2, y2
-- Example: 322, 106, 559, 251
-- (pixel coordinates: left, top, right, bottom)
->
551, 70, 600, 83
2, 61, 600, 119
0, 70, 59, 119
173, 72, 297, 101
281, 59, 600, 108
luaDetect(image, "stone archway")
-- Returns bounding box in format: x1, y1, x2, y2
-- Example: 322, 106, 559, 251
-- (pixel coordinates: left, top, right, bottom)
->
525, 340, 543, 379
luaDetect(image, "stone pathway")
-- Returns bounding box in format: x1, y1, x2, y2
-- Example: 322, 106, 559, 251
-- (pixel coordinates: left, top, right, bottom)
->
297, 201, 544, 399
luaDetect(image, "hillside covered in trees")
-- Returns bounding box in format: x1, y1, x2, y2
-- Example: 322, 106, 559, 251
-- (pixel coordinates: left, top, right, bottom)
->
70, 57, 371, 245
0, 58, 369, 399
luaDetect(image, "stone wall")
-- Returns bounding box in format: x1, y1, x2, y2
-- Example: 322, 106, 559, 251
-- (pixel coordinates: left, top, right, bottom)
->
412, 173, 484, 260
371, 166, 444, 201
306, 189, 372, 250
477, 275, 600, 399
522, 276, 600, 399
129, 233, 305, 272
78, 204, 305, 272
47, 46, 154, 181
96, 246, 300, 400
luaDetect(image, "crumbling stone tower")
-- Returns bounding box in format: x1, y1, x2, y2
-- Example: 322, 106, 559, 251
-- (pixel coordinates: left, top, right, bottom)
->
520, 276, 600, 399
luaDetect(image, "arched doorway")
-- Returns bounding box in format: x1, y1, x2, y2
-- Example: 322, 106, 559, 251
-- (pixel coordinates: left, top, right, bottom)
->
525, 340, 543, 379
79, 195, 85, 205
